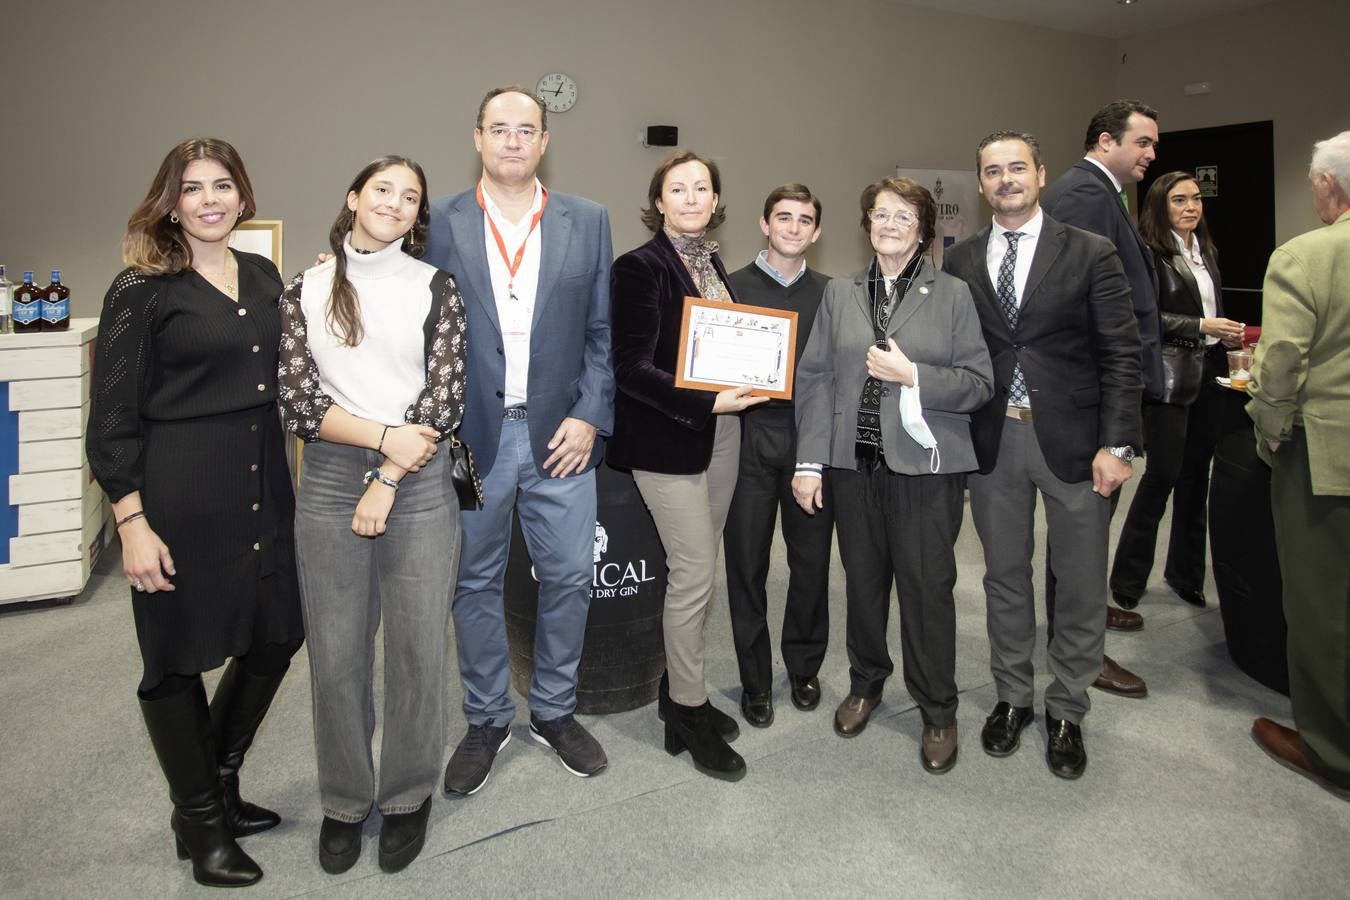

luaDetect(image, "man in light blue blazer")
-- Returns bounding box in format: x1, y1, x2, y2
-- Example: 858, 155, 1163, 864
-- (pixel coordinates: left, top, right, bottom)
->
424, 86, 615, 794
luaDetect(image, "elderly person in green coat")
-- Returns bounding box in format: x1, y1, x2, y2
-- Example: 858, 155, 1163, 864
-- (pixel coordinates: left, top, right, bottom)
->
1247, 130, 1350, 800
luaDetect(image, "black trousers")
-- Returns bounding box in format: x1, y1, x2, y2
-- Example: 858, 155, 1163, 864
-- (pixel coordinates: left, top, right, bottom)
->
723, 408, 833, 694
1111, 351, 1226, 600
829, 463, 965, 727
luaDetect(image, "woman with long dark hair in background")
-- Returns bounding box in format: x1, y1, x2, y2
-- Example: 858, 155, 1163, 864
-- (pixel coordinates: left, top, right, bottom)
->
278, 156, 466, 875
88, 137, 305, 888
1110, 170, 1245, 609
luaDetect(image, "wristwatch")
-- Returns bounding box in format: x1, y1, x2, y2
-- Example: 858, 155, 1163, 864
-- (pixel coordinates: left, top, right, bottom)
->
1102, 445, 1136, 463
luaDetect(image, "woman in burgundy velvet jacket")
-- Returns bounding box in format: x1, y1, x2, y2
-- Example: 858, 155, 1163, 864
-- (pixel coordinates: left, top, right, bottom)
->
608, 151, 766, 782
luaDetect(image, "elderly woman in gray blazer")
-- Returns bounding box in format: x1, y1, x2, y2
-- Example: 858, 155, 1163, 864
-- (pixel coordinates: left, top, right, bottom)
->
793, 176, 993, 773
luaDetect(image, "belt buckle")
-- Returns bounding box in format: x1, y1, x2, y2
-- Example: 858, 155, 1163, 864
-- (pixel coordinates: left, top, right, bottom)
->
503, 406, 527, 420
1006, 405, 1032, 423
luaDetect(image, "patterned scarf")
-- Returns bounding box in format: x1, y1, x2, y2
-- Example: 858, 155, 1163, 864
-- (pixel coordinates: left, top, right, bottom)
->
666, 226, 729, 301
855, 253, 924, 461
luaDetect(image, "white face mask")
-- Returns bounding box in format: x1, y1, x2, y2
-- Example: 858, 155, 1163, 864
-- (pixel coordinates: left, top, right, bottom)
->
898, 384, 940, 473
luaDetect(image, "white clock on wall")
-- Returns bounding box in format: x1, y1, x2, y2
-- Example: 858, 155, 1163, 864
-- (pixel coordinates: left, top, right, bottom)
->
536, 72, 578, 113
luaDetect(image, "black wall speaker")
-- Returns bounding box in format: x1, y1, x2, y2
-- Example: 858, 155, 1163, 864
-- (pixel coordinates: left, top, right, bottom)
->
643, 125, 678, 147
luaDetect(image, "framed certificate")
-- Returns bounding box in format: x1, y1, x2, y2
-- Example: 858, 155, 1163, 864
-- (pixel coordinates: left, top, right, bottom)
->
675, 297, 798, 400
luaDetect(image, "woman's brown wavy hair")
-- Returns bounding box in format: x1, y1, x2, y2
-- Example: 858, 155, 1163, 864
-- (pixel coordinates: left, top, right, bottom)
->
122, 137, 256, 275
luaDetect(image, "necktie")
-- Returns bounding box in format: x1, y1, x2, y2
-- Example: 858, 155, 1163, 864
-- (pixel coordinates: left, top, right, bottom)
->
1119, 190, 1129, 212
997, 232, 1028, 405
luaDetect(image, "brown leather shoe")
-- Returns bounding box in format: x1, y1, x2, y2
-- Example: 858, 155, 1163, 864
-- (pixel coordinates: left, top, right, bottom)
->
1106, 606, 1144, 632
833, 694, 880, 737
1252, 717, 1350, 800
1092, 655, 1148, 697
921, 724, 958, 774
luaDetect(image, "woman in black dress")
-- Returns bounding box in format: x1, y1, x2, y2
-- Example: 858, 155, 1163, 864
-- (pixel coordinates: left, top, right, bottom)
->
87, 137, 304, 888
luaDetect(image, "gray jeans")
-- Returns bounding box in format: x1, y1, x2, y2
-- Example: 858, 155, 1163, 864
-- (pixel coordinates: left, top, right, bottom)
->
295, 442, 460, 821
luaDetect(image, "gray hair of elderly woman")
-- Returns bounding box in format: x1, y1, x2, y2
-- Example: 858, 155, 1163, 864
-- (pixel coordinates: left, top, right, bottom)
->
1311, 131, 1350, 194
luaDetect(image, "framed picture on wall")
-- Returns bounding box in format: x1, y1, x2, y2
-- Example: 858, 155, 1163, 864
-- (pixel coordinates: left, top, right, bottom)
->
229, 219, 284, 273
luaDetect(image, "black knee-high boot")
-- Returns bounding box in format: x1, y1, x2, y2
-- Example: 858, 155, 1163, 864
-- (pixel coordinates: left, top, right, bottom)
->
210, 659, 288, 837
139, 678, 263, 887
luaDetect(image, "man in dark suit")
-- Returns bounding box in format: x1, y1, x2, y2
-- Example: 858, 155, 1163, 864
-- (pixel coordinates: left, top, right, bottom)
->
944, 131, 1142, 779
723, 184, 833, 727
425, 86, 615, 794
1042, 99, 1161, 693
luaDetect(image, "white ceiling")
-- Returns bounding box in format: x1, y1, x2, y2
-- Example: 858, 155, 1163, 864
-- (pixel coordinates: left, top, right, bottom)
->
894, 0, 1276, 38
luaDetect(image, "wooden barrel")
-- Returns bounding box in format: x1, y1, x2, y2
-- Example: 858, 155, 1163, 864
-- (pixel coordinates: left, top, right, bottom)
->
1208, 389, 1289, 695
503, 463, 667, 713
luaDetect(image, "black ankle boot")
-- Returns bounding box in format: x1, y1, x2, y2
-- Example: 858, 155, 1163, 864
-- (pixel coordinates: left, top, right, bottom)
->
657, 671, 740, 741
139, 679, 263, 888
210, 660, 288, 837
664, 700, 747, 782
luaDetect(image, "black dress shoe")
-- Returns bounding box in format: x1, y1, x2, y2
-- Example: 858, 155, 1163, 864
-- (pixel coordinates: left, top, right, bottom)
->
1166, 580, 1207, 607
1045, 716, 1087, 780
740, 689, 774, 728
788, 675, 821, 711
1111, 590, 1140, 611
378, 797, 431, 873
319, 816, 365, 875
980, 701, 1033, 757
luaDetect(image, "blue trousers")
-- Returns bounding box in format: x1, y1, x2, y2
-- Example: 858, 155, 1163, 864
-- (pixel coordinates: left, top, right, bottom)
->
452, 417, 596, 726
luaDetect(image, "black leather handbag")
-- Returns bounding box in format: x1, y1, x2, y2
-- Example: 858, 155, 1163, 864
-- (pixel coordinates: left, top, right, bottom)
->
1160, 339, 1205, 406
447, 433, 484, 510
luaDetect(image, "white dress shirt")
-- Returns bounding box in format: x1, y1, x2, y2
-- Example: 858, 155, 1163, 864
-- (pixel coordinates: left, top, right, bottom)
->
1084, 156, 1124, 194
482, 178, 545, 407
985, 209, 1044, 313
1172, 230, 1219, 345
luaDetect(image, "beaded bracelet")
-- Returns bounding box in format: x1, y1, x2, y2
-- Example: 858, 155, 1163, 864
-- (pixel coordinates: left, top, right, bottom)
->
363, 468, 400, 490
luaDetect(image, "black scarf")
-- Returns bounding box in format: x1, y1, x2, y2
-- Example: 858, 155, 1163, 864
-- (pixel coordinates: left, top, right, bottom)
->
854, 253, 924, 462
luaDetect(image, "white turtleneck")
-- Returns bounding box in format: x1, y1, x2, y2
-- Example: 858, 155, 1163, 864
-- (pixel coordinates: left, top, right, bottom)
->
298, 236, 437, 426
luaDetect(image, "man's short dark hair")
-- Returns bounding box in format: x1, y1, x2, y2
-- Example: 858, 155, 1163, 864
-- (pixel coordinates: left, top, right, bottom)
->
761, 183, 822, 227
1083, 99, 1157, 152
975, 131, 1042, 170
476, 85, 548, 132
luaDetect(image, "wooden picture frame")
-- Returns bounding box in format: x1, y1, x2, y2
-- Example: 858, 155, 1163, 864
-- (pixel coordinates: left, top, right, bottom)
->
229, 218, 284, 273
674, 297, 797, 400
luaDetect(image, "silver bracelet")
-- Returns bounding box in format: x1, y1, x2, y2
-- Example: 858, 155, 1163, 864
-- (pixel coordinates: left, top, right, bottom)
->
363, 468, 399, 490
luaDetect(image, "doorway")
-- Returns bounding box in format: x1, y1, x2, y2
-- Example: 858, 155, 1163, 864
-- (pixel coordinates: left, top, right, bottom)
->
1139, 120, 1275, 325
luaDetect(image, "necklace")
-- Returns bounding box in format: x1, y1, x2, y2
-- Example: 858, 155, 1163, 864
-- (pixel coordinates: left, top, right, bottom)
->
196, 255, 239, 300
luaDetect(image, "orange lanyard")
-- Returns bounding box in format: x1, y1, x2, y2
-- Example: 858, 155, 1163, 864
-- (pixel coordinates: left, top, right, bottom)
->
476, 181, 548, 300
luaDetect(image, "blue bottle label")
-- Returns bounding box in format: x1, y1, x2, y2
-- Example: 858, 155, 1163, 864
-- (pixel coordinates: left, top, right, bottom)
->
40, 296, 69, 323
13, 299, 41, 324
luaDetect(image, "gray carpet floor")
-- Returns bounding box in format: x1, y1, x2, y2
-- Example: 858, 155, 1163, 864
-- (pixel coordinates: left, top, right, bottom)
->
2, 476, 1346, 899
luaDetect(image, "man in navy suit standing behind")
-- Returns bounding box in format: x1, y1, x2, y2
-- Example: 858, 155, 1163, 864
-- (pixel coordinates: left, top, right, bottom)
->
1042, 99, 1162, 698
425, 86, 615, 794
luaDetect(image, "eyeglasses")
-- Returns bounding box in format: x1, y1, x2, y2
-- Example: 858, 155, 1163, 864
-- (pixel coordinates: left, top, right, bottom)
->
869, 209, 919, 229
483, 125, 542, 144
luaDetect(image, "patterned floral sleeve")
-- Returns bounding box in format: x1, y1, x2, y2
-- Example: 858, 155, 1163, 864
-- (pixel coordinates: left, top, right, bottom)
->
86, 269, 159, 502
405, 270, 468, 438
277, 273, 335, 441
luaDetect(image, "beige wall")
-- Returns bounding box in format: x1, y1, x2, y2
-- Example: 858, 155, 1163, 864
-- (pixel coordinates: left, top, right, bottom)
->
1116, 0, 1350, 244
2, 0, 1118, 315
8, 0, 1343, 319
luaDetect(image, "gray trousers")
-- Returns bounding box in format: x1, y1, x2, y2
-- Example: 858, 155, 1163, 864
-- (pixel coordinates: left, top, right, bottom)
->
295, 442, 460, 821
969, 418, 1109, 724
633, 416, 740, 707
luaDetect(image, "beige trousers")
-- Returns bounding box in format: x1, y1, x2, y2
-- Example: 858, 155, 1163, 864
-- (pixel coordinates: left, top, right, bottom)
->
633, 416, 741, 706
